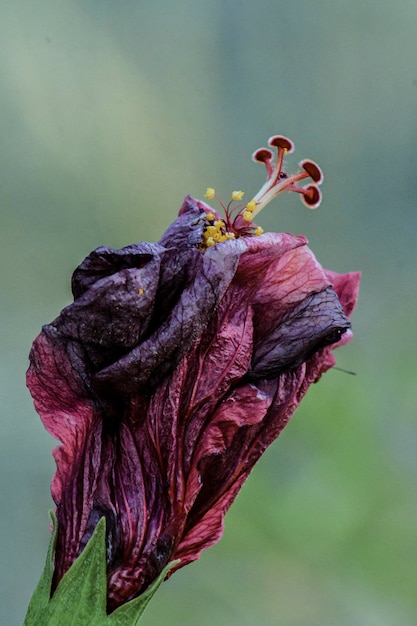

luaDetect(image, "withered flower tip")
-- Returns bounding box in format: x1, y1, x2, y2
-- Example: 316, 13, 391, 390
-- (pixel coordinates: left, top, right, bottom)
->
27, 135, 360, 612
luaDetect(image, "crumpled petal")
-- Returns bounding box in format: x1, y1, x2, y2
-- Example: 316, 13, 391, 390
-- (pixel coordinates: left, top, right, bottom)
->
239, 236, 352, 376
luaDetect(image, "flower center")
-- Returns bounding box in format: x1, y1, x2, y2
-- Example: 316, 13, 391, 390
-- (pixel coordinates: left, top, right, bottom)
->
200, 134, 323, 249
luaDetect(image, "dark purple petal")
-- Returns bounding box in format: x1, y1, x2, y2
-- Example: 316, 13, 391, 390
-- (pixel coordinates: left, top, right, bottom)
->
71, 243, 158, 299
93, 240, 244, 394
232, 233, 350, 376
158, 195, 213, 248
249, 286, 349, 376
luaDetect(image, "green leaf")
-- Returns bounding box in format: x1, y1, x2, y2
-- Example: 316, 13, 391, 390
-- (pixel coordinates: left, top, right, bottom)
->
24, 517, 108, 625
23, 516, 178, 626
43, 517, 108, 624
23, 511, 58, 625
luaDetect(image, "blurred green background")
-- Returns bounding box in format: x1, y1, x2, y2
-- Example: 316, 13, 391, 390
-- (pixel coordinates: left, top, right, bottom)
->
1, 1, 416, 624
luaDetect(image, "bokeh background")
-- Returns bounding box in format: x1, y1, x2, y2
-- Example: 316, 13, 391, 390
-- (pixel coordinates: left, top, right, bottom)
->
1, 1, 416, 624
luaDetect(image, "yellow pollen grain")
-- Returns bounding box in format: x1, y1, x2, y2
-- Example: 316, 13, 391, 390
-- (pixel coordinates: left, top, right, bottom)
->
205, 236, 215, 247
206, 212, 215, 221
204, 187, 216, 199
138, 288, 144, 295
242, 210, 253, 221
214, 219, 224, 228
225, 232, 236, 239
254, 226, 264, 236
231, 190, 244, 201
246, 200, 256, 212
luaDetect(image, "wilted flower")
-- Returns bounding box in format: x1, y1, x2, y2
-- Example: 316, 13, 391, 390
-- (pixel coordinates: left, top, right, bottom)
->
27, 135, 360, 612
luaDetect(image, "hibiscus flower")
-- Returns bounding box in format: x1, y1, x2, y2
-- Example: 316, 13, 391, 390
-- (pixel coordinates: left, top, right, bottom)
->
27, 135, 360, 611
